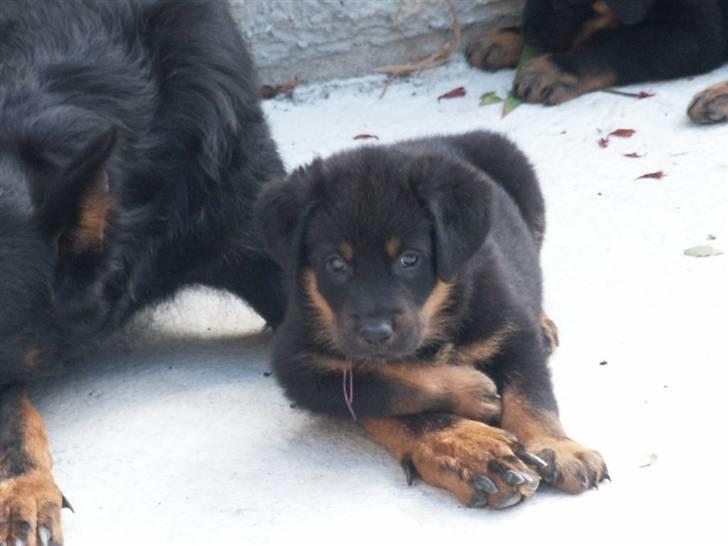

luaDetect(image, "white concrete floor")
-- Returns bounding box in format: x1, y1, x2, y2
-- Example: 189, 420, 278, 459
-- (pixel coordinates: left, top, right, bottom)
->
33, 58, 728, 545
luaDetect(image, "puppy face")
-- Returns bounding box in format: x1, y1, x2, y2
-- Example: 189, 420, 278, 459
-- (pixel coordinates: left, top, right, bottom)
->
257, 146, 493, 362
523, 0, 654, 51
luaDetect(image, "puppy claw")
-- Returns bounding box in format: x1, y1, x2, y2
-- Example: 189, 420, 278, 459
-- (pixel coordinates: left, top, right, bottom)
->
472, 475, 498, 494
401, 457, 417, 486
492, 492, 523, 510
61, 496, 74, 514
517, 448, 548, 469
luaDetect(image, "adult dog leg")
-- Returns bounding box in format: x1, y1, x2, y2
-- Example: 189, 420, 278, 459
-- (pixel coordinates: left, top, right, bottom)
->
0, 385, 65, 546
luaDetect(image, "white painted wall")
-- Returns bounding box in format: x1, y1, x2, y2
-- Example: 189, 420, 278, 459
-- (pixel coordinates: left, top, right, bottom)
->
231, 0, 523, 83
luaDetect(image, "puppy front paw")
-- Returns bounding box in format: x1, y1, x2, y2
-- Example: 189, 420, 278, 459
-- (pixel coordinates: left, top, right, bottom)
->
525, 436, 609, 493
405, 418, 541, 509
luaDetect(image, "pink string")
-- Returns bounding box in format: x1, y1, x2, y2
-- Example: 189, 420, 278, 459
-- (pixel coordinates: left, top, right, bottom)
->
343, 359, 357, 421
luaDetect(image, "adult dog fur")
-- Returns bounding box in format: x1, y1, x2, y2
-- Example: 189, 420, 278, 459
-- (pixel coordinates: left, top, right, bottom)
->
467, 0, 728, 123
256, 131, 608, 509
0, 1, 284, 543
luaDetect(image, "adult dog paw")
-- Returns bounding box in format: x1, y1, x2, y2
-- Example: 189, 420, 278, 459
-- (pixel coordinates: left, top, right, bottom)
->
688, 82, 728, 124
0, 470, 65, 546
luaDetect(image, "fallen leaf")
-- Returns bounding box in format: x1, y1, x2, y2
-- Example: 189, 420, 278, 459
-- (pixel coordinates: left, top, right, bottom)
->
638, 90, 656, 99
684, 245, 723, 258
603, 89, 655, 99
636, 170, 665, 180
260, 79, 301, 99
609, 128, 636, 138
353, 134, 379, 140
502, 44, 544, 118
598, 137, 609, 148
437, 86, 466, 101
639, 453, 658, 468
624, 152, 643, 158
479, 91, 503, 106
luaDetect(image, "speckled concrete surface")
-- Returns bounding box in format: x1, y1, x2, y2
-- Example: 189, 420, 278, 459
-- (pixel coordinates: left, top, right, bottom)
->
34, 58, 728, 545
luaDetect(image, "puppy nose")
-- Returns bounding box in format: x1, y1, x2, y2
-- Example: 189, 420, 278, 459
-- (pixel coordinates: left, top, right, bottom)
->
358, 319, 394, 346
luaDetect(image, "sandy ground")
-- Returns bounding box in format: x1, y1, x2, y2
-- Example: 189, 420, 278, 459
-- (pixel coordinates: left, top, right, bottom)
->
32, 58, 728, 545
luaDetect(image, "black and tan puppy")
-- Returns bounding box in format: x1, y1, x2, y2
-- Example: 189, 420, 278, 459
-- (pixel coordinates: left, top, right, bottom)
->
467, 0, 728, 121
256, 131, 608, 509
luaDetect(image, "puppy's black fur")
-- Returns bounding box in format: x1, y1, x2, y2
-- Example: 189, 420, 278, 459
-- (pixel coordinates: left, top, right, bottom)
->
467, 0, 728, 107
257, 132, 607, 508
0, 1, 284, 542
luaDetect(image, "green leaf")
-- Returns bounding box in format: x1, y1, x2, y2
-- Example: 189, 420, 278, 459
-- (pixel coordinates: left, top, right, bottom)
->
502, 43, 543, 118
479, 91, 503, 106
683, 245, 723, 258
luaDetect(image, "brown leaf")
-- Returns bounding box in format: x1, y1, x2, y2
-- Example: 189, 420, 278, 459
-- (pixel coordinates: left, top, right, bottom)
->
624, 152, 643, 158
260, 79, 301, 99
437, 86, 466, 102
636, 170, 665, 180
353, 134, 379, 141
609, 128, 636, 138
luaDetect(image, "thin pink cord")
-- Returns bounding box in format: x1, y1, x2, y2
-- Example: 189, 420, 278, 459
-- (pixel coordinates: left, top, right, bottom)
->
343, 359, 357, 421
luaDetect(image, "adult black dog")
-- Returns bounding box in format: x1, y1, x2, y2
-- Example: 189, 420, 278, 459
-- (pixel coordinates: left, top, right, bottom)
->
256, 131, 607, 509
0, 1, 285, 543
467, 0, 728, 122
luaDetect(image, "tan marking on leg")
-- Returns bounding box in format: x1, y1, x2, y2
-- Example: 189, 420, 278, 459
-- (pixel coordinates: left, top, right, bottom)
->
0, 394, 64, 545
363, 416, 539, 508
453, 323, 515, 366
573, 4, 620, 47
338, 242, 353, 261
501, 388, 608, 494
466, 29, 525, 71
385, 238, 400, 258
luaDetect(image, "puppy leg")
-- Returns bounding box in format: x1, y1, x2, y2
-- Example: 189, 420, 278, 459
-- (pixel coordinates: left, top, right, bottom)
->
494, 329, 608, 493
363, 414, 541, 509
0, 386, 65, 546
516, 24, 725, 105
284, 356, 502, 423
688, 81, 728, 124
466, 27, 524, 71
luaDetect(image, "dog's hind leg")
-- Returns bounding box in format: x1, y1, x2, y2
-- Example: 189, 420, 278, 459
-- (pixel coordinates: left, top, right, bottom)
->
0, 385, 65, 546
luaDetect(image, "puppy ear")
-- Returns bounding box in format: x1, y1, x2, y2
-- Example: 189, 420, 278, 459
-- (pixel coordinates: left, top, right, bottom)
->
255, 161, 320, 271
36, 127, 117, 255
605, 0, 655, 24
411, 157, 492, 282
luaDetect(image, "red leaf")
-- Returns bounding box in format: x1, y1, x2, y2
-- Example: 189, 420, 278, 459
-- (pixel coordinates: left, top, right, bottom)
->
353, 134, 379, 140
636, 170, 665, 180
638, 91, 655, 99
598, 137, 609, 148
609, 128, 636, 138
624, 152, 643, 158
438, 86, 466, 102
260, 79, 300, 99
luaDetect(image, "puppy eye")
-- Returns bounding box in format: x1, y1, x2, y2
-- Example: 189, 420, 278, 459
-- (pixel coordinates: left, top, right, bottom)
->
326, 255, 349, 275
399, 251, 420, 269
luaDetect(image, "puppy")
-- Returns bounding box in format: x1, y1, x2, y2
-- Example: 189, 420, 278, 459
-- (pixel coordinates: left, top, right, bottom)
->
256, 131, 608, 509
0, 1, 284, 543
467, 0, 728, 120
